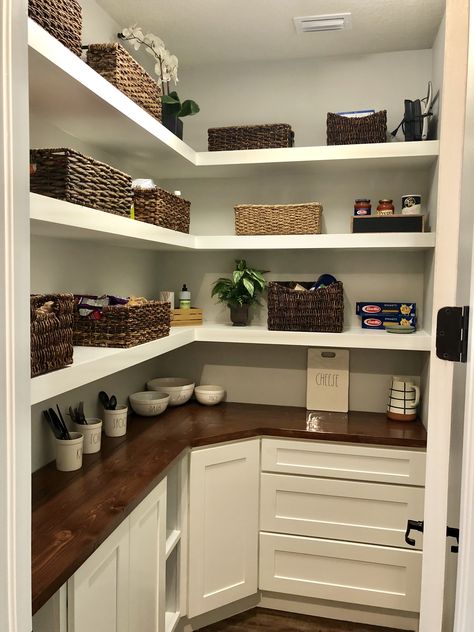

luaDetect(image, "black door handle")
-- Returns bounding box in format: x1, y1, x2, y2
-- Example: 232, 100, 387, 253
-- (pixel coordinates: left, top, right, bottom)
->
446, 526, 459, 553
405, 519, 424, 546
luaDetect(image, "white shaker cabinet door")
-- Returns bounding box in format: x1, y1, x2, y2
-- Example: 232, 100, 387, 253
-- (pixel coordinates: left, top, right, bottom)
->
188, 440, 260, 618
129, 478, 167, 632
68, 519, 130, 632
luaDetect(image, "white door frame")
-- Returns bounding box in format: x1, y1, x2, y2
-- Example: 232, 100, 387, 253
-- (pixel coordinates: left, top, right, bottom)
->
0, 1, 31, 631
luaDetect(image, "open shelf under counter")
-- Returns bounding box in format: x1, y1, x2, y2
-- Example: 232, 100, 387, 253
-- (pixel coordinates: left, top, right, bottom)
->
165, 611, 181, 632
31, 193, 435, 252
195, 323, 432, 352
31, 328, 195, 405
28, 20, 439, 180
166, 530, 182, 560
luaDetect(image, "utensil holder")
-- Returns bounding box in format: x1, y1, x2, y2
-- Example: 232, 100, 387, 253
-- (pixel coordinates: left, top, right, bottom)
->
55, 432, 83, 472
103, 406, 128, 437
75, 419, 102, 454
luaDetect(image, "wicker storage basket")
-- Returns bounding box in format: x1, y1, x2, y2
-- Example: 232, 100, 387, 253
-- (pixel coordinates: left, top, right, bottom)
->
31, 294, 74, 377
73, 299, 171, 348
28, 0, 82, 56
133, 187, 191, 233
326, 111, 387, 145
234, 202, 322, 236
87, 44, 162, 122
267, 281, 344, 333
30, 148, 133, 217
208, 124, 294, 151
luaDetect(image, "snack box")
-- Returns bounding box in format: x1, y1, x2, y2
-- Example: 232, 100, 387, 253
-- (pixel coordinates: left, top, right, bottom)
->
357, 302, 416, 330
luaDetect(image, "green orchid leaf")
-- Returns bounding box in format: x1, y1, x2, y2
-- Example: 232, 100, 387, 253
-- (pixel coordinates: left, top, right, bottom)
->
162, 94, 180, 105
177, 100, 200, 118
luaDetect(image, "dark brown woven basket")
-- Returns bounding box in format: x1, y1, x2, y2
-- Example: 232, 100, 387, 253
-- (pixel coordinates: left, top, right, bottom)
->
28, 0, 82, 56
234, 202, 322, 235
326, 111, 387, 145
31, 294, 74, 377
87, 44, 162, 122
267, 281, 344, 333
73, 300, 171, 348
133, 187, 191, 233
30, 148, 133, 217
208, 124, 294, 151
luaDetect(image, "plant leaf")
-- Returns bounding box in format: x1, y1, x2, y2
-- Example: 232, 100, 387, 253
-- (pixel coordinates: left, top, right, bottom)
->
162, 94, 180, 105
177, 99, 200, 117
233, 270, 244, 284
242, 278, 254, 296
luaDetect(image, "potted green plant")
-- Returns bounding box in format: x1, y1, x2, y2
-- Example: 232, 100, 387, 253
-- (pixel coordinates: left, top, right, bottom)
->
211, 259, 267, 326
118, 26, 199, 139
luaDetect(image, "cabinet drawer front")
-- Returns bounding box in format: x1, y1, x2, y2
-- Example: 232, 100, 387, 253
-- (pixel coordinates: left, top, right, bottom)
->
260, 473, 424, 549
259, 533, 422, 612
261, 438, 426, 485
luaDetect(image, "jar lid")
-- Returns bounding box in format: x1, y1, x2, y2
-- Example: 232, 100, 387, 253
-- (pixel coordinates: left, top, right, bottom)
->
379, 199, 393, 203
355, 198, 370, 202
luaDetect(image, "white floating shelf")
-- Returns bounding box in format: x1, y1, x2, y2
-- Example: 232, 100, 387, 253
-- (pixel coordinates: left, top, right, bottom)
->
166, 530, 182, 559
31, 325, 431, 404
28, 19, 439, 180
31, 328, 195, 405
30, 194, 436, 252
194, 323, 432, 352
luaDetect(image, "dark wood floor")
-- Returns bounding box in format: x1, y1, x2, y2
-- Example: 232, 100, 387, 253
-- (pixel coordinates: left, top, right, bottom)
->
198, 608, 411, 632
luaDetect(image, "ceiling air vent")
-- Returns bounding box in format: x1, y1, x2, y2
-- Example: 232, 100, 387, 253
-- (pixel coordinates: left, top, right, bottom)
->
293, 13, 352, 34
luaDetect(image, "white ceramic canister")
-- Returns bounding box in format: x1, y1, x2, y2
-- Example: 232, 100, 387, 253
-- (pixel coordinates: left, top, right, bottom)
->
74, 418, 102, 454
103, 406, 128, 437
55, 432, 84, 472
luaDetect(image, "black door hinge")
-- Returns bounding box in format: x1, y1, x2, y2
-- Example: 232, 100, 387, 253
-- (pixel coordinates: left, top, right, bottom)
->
436, 306, 469, 362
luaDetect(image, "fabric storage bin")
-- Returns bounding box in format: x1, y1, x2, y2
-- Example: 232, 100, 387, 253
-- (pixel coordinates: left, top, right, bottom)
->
234, 202, 322, 235
31, 293, 74, 377
133, 187, 190, 233
326, 111, 387, 145
73, 297, 171, 348
87, 43, 162, 122
30, 148, 133, 217
28, 0, 82, 56
208, 123, 294, 151
267, 281, 344, 333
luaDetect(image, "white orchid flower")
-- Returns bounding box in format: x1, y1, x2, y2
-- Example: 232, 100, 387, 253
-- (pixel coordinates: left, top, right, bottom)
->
154, 62, 162, 77
122, 27, 132, 37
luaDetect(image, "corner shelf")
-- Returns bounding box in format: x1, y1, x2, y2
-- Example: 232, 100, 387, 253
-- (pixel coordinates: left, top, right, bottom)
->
166, 530, 182, 560
30, 194, 436, 252
165, 611, 180, 632
28, 19, 439, 181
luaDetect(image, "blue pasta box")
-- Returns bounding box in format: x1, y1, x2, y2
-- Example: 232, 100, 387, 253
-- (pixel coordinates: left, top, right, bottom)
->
356, 302, 417, 330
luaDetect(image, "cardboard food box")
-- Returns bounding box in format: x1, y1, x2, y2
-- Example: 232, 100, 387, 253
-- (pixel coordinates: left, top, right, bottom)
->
356, 302, 416, 330
306, 348, 349, 413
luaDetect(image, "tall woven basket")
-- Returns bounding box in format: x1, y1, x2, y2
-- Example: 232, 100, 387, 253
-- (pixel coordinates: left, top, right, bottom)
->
133, 187, 191, 233
31, 294, 74, 377
267, 281, 344, 333
208, 124, 294, 151
327, 111, 387, 145
30, 148, 133, 217
87, 44, 162, 122
234, 203, 322, 235
28, 0, 82, 56
73, 300, 171, 348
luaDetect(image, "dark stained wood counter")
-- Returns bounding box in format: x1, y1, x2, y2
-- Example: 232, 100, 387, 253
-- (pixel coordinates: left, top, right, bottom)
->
32, 402, 427, 614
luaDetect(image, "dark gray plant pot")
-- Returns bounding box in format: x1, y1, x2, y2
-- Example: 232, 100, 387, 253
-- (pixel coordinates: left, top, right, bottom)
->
162, 108, 183, 139
230, 305, 249, 327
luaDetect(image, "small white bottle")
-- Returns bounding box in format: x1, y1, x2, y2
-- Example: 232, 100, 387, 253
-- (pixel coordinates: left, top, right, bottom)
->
179, 284, 191, 309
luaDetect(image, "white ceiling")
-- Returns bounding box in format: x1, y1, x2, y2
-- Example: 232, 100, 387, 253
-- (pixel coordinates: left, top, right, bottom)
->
95, 0, 444, 67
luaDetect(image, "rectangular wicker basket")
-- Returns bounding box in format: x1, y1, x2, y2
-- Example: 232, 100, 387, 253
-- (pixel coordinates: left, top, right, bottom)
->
208, 124, 294, 151
234, 202, 322, 236
28, 0, 82, 56
30, 148, 133, 217
326, 111, 387, 145
31, 293, 74, 377
87, 43, 162, 122
73, 299, 171, 348
267, 281, 344, 333
133, 187, 191, 233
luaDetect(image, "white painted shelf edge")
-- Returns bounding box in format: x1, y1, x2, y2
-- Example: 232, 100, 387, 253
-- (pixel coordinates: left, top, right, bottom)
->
31, 325, 431, 404
166, 530, 182, 559
28, 19, 439, 172
30, 194, 436, 252
165, 611, 181, 632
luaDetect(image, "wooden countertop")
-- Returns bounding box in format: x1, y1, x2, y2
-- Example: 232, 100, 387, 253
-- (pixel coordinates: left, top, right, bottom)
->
32, 402, 427, 614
